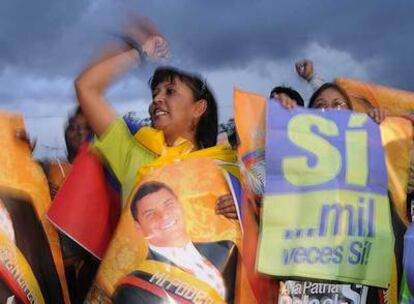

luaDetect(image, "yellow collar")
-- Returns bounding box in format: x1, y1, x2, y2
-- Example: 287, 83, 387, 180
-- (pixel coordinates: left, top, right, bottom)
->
131, 127, 237, 185
134, 127, 236, 164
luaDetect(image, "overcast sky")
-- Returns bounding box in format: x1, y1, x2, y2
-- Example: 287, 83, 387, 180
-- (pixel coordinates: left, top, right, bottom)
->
1, 1, 413, 158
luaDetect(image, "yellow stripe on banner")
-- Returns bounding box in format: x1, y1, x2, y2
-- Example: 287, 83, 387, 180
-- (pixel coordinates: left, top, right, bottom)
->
0, 232, 45, 304
386, 254, 398, 304
380, 118, 412, 226
131, 259, 226, 303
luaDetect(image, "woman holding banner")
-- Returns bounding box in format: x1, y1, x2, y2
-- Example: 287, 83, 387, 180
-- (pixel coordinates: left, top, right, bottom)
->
283, 80, 403, 303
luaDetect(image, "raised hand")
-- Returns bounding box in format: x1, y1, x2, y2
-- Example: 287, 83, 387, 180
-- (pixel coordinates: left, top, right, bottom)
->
124, 17, 169, 61
142, 35, 169, 60
295, 59, 314, 80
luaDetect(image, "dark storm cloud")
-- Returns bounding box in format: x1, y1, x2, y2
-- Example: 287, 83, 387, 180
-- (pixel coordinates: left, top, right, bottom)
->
86, 1, 414, 90
143, 0, 414, 90
0, 0, 89, 73
1, 0, 412, 159
1, 0, 414, 101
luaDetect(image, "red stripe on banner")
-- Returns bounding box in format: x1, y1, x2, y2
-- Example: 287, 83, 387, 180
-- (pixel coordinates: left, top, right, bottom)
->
241, 187, 279, 303
0, 263, 31, 304
47, 144, 121, 258
119, 276, 192, 304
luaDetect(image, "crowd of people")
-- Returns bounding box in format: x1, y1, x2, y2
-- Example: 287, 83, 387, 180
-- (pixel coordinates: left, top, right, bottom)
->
1, 17, 411, 304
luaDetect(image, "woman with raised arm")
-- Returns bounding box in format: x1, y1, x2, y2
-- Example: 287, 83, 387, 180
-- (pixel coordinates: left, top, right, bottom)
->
50, 18, 241, 303
74, 20, 239, 221
74, 19, 238, 205
296, 60, 387, 124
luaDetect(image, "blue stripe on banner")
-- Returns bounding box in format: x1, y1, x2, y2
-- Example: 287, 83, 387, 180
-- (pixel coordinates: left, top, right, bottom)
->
228, 172, 242, 220
103, 166, 121, 192
123, 113, 150, 134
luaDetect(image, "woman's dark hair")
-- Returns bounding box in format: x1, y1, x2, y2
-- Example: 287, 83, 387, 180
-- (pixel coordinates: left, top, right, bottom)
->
269, 86, 305, 107
308, 82, 353, 109
149, 66, 218, 148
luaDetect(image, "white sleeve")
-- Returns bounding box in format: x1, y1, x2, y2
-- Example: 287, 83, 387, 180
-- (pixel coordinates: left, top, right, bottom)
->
308, 73, 326, 91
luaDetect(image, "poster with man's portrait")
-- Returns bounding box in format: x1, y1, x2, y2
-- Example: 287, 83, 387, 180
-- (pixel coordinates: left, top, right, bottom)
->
0, 191, 64, 304
0, 111, 69, 303
87, 157, 241, 303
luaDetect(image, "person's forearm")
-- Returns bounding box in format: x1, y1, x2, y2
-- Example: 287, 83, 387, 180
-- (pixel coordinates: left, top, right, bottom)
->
308, 73, 326, 91
76, 45, 140, 93
75, 46, 141, 136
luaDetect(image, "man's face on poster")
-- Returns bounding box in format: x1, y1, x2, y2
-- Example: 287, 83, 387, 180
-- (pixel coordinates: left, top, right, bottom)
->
135, 188, 189, 247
